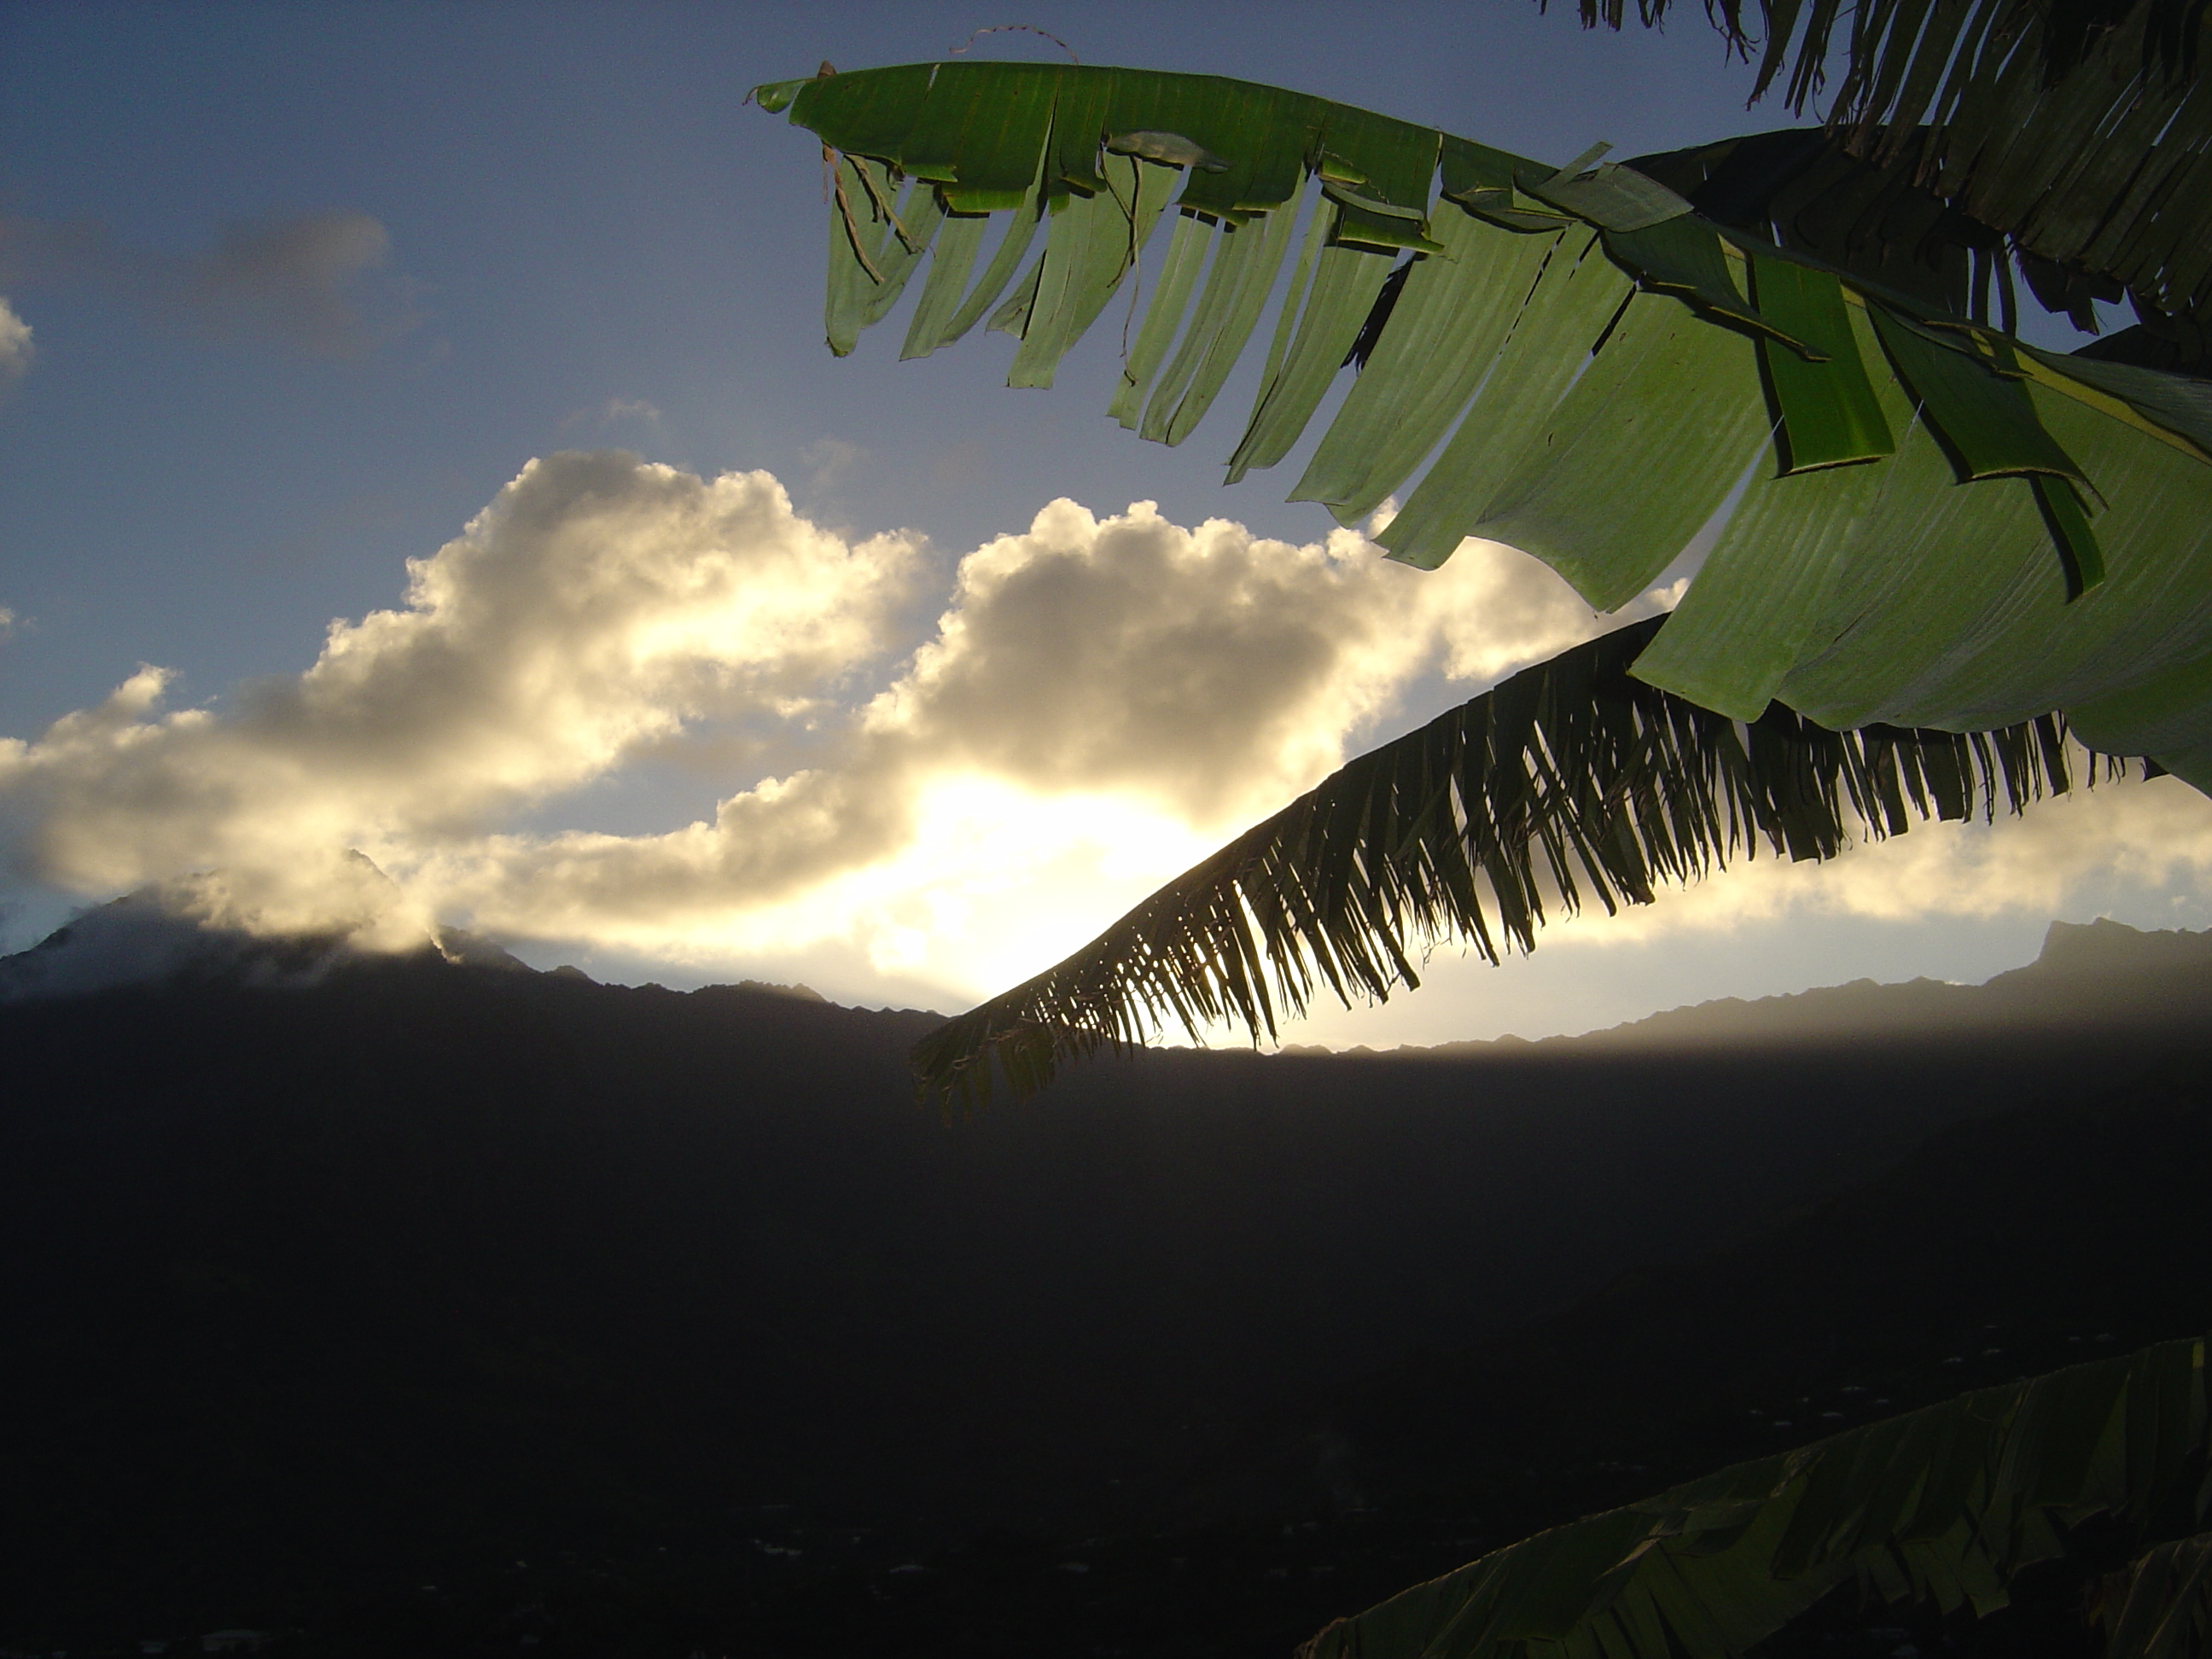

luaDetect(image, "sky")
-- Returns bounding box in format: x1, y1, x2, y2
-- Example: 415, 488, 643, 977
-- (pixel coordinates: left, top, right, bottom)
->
4, 0, 2211, 1047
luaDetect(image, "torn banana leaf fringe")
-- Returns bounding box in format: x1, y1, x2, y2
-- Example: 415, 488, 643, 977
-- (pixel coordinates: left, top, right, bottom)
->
1298, 1329, 2210, 1659
911, 617, 2123, 1113
757, 61, 2212, 773
1585, 0, 2212, 329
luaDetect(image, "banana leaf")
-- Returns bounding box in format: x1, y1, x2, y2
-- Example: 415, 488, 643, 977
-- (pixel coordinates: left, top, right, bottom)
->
1296, 1330, 2211, 1659
2100, 1531, 2212, 1659
759, 61, 2209, 1109
911, 618, 2128, 1112
757, 61, 2212, 785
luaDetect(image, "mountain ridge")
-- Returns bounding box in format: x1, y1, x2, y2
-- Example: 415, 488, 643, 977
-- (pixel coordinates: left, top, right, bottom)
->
11, 881, 2207, 1052
1370, 917, 2212, 1058
0, 881, 856, 1013
4, 905, 2209, 1651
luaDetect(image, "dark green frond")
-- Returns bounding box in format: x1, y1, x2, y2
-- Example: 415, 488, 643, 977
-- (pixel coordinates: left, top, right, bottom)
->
911, 619, 2128, 1113
2101, 1532, 2212, 1659
1582, 0, 2212, 337
1298, 1330, 2210, 1659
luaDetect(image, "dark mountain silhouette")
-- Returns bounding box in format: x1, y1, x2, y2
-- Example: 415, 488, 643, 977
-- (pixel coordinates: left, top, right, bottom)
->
1, 907, 2208, 1655
1391, 916, 2212, 1056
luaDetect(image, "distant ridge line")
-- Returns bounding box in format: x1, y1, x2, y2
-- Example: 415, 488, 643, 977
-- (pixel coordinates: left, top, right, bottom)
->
1318, 918, 2212, 1060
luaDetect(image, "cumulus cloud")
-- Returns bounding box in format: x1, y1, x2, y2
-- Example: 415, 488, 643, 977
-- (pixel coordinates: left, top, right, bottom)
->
0, 852, 436, 1005
8, 451, 2202, 1016
0, 296, 32, 381
411, 495, 1630, 975
0, 210, 418, 356
0, 451, 915, 899
872, 498, 1598, 820
0, 460, 1614, 992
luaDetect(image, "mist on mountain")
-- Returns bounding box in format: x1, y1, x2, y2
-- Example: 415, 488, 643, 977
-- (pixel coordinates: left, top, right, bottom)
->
0, 855, 454, 1003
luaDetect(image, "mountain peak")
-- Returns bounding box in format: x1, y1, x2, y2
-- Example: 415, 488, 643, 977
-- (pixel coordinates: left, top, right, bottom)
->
0, 857, 469, 1003
2031, 917, 2212, 975
0, 875, 835, 1008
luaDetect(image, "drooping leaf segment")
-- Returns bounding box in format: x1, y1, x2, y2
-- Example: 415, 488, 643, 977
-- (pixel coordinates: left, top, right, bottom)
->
2101, 1526, 2212, 1659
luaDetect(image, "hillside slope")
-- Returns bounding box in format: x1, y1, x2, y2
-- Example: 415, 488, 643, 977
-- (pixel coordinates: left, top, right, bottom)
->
1, 916, 2208, 1651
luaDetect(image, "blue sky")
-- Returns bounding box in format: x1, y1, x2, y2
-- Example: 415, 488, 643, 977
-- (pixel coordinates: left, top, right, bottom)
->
4, 0, 2210, 1043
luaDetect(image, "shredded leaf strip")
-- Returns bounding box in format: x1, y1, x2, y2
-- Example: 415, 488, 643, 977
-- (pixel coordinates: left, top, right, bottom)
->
911, 617, 2122, 1111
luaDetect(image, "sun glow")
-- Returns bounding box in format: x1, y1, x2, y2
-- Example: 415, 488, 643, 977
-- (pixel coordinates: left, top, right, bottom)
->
694, 771, 1233, 995
451, 769, 1232, 1008
875, 771, 1231, 990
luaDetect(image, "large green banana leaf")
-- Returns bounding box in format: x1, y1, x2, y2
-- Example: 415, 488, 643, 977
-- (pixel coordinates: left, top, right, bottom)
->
755, 61, 2212, 785
1292, 1330, 2209, 1659
911, 618, 2132, 1110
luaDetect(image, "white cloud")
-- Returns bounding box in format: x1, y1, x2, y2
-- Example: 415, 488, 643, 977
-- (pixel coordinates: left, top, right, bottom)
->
0, 211, 418, 357
0, 450, 914, 902
562, 397, 663, 431
0, 462, 1613, 997
0, 296, 31, 381
5, 453, 2203, 1021
873, 498, 1610, 820
423, 495, 1641, 981
800, 436, 864, 494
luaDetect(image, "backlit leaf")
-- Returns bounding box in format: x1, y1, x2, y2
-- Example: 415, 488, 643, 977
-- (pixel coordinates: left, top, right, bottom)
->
1377, 230, 1634, 568
1869, 308, 2093, 489
1749, 253, 1895, 471
1296, 1333, 2209, 1659
911, 618, 2116, 1112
